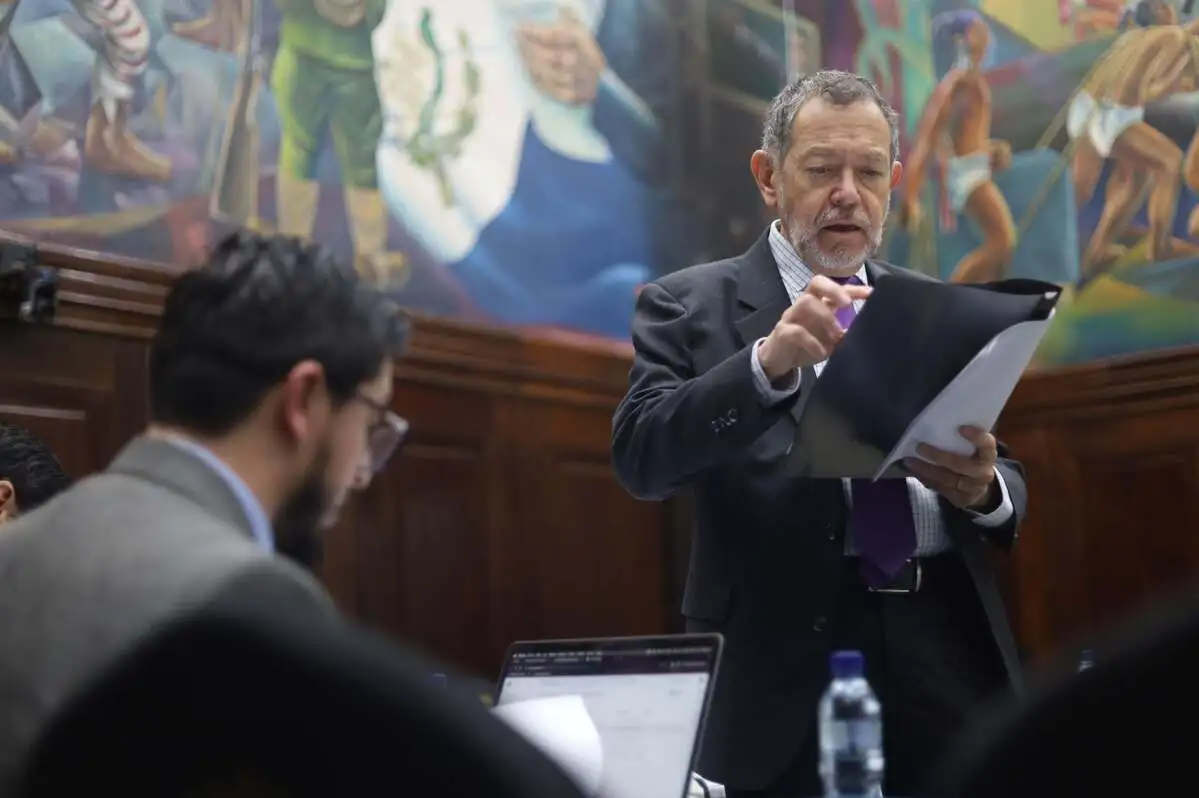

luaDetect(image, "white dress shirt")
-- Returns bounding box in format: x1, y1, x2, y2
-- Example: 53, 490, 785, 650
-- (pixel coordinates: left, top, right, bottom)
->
748, 221, 1014, 555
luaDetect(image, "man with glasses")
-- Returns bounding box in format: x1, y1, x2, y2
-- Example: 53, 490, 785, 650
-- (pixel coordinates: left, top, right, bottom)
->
0, 231, 410, 791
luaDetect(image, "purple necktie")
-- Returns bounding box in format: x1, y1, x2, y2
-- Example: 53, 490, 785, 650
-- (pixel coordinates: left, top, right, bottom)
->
832, 275, 918, 587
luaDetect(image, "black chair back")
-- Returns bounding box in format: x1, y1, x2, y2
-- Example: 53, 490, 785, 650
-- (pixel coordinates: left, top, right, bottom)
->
924, 590, 1199, 798
22, 589, 588, 798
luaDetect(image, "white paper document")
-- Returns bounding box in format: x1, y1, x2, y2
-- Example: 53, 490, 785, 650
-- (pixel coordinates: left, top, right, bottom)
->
689, 773, 727, 798
493, 694, 605, 796
875, 310, 1055, 480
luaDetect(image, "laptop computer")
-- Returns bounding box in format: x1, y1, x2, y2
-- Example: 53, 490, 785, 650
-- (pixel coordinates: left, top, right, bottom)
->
495, 634, 723, 798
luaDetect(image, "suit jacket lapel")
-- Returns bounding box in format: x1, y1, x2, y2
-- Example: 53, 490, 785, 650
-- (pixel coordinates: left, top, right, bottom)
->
732, 238, 911, 431
730, 230, 818, 427
732, 231, 791, 348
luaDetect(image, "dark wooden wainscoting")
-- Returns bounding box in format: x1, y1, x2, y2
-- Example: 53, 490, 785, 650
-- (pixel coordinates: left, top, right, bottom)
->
0, 245, 684, 679
997, 347, 1199, 665
4, 242, 1199, 675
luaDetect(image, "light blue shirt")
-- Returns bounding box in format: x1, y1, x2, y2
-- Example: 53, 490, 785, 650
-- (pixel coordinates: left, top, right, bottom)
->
162, 437, 274, 553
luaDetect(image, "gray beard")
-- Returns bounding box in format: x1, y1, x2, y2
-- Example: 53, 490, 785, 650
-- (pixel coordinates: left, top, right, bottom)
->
782, 194, 889, 272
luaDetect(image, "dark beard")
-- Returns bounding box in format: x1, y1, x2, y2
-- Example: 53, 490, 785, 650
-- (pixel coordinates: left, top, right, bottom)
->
272, 446, 332, 572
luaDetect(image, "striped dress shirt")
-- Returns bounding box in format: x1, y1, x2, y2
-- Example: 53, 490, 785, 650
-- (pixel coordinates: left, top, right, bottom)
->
747, 221, 1013, 555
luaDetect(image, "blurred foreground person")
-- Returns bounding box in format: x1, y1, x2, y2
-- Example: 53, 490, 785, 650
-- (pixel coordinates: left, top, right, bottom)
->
22, 570, 590, 798
0, 422, 71, 525
0, 232, 410, 791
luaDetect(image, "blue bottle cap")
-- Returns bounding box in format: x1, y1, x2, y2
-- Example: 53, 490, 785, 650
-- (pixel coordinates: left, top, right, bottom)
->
830, 650, 865, 679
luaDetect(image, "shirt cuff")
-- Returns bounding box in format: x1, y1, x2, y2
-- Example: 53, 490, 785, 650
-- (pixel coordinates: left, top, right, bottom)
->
967, 466, 1014, 527
750, 338, 801, 403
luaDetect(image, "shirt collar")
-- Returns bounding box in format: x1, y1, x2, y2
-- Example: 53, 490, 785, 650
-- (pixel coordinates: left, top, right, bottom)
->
161, 436, 275, 553
766, 220, 869, 302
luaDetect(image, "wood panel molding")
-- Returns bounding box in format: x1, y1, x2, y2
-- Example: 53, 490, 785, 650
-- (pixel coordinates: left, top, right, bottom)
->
9, 233, 636, 403
4, 239, 1199, 673
0, 239, 662, 678
1011, 347, 1199, 420
998, 346, 1199, 664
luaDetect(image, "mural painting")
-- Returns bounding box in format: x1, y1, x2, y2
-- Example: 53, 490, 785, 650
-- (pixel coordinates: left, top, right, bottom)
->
697, 0, 1199, 366
853, 0, 1199, 366
0, 0, 696, 339
3, 0, 1199, 366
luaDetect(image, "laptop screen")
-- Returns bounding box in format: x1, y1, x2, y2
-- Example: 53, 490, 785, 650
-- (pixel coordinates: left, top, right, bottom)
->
496, 635, 721, 798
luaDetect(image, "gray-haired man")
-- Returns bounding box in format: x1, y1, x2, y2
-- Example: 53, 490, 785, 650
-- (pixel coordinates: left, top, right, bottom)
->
612, 70, 1027, 797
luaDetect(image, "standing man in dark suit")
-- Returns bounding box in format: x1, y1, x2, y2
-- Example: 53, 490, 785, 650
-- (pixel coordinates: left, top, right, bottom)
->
0, 231, 410, 791
612, 70, 1028, 798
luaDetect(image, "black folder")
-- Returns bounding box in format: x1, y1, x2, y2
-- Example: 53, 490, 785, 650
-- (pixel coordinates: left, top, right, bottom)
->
787, 276, 1061, 480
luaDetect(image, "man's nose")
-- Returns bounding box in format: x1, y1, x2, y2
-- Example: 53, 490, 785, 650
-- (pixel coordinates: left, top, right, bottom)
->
831, 168, 861, 207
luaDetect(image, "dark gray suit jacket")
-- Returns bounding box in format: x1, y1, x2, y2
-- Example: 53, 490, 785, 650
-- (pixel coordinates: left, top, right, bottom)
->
611, 232, 1028, 790
0, 436, 337, 792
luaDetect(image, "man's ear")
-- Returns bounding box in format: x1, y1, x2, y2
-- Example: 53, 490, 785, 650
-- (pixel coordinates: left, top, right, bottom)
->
0, 480, 18, 525
278, 360, 331, 449
750, 149, 780, 208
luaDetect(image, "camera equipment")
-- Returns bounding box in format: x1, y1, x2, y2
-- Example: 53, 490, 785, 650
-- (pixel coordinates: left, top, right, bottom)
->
0, 242, 58, 323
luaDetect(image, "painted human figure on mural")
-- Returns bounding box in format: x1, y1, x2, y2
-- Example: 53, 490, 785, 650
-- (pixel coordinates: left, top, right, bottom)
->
1170, 17, 1199, 240
271, 0, 403, 283
900, 10, 1014, 283
1067, 3, 1197, 272
0, 0, 170, 180
74, 0, 172, 182
1060, 0, 1137, 39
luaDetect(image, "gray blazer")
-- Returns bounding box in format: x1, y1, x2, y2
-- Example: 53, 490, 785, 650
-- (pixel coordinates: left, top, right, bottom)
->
0, 436, 337, 791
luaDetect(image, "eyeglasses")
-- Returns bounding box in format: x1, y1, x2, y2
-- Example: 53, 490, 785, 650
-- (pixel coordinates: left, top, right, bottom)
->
352, 393, 409, 474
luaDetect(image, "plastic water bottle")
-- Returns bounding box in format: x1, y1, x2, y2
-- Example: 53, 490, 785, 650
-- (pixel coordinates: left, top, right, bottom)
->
1078, 649, 1095, 672
819, 650, 884, 798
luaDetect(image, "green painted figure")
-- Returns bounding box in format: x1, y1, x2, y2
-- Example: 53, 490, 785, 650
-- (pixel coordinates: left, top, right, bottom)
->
271, 0, 402, 282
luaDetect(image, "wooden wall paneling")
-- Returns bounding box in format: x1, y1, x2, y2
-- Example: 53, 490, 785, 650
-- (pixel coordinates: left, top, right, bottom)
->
988, 422, 1059, 660
1064, 406, 1199, 624
0, 325, 145, 478
507, 388, 673, 642
377, 378, 498, 673
998, 346, 1199, 663
10, 234, 1199, 677
0, 234, 678, 679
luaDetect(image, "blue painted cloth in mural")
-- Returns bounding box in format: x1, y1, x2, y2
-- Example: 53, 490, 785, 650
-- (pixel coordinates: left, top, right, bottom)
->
445, 121, 653, 339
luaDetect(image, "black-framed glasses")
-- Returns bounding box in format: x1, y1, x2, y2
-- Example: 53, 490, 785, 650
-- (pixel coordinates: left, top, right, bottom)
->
353, 393, 409, 474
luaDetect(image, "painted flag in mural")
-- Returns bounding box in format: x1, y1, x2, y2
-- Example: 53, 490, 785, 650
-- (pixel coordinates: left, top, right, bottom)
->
373, 0, 657, 338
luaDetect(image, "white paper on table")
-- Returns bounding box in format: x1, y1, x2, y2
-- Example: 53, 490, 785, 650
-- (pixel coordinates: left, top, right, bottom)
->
492, 695, 604, 796
875, 309, 1055, 480
689, 773, 727, 798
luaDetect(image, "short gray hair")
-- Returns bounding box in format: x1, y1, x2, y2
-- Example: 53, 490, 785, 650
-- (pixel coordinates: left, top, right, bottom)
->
761, 70, 900, 163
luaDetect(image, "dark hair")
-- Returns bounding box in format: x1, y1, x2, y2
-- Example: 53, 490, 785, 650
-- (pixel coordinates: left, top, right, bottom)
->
1128, 0, 1165, 27
149, 232, 410, 436
931, 9, 992, 73
0, 422, 71, 511
761, 69, 900, 163
933, 8, 984, 40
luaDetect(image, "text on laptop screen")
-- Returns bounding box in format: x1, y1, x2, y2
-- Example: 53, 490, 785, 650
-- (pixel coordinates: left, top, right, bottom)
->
498, 642, 715, 798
